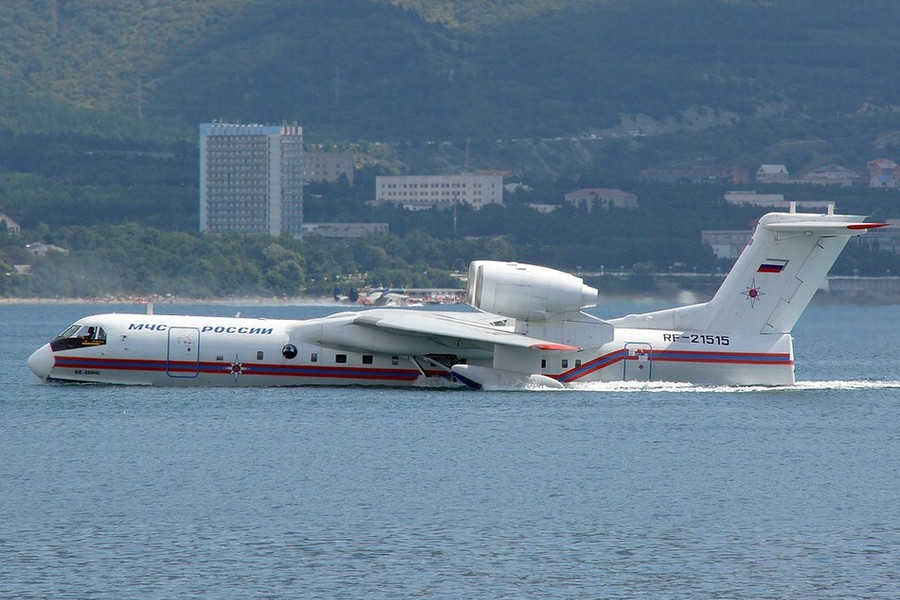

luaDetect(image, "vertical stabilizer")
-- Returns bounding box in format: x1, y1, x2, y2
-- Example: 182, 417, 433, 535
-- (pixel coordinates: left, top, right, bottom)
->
611, 209, 887, 334
705, 211, 888, 334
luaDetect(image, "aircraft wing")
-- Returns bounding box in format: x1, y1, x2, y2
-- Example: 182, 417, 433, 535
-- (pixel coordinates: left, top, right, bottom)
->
352, 310, 579, 351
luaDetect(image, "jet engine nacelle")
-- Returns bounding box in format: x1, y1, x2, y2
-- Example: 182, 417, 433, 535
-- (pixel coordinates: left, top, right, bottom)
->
467, 260, 598, 321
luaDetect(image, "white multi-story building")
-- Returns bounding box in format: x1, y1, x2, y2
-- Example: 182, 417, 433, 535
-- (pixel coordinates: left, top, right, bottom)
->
199, 123, 304, 236
375, 173, 503, 210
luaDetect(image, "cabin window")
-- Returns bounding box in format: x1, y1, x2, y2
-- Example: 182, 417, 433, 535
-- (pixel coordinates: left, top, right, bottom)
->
541, 359, 546, 369
362, 355, 373, 364
392, 356, 399, 366
336, 354, 347, 363
561, 359, 569, 369
310, 353, 318, 362
575, 359, 582, 368
257, 351, 264, 360
282, 344, 298, 359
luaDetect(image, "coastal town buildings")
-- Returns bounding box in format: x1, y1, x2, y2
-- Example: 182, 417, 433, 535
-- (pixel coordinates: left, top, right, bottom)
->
639, 166, 748, 184
199, 122, 304, 237
755, 164, 790, 183
723, 191, 831, 211
868, 158, 900, 189
375, 173, 503, 210
564, 188, 638, 211
801, 164, 858, 187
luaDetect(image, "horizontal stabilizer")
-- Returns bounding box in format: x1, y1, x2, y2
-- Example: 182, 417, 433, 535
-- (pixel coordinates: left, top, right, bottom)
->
766, 221, 889, 234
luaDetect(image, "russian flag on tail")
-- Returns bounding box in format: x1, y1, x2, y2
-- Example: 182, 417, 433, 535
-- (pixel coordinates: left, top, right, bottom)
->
758, 258, 789, 274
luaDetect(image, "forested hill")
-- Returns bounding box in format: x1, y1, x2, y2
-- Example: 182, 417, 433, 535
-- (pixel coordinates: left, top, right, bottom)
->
1, 0, 899, 142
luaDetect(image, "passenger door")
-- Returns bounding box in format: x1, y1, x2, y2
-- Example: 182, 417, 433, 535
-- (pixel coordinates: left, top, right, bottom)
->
167, 327, 200, 378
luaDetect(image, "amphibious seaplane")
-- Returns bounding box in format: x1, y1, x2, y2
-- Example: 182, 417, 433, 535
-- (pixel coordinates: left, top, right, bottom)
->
28, 207, 887, 389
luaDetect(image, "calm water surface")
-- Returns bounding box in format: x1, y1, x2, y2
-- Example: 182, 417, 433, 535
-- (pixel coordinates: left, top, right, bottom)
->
1, 302, 898, 599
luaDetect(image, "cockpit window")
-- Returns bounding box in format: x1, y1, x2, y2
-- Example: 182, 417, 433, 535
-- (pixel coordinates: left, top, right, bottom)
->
50, 323, 107, 351
57, 324, 82, 339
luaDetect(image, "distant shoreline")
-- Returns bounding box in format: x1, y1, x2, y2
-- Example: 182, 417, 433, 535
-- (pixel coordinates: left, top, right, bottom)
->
2, 290, 897, 306
0, 296, 343, 306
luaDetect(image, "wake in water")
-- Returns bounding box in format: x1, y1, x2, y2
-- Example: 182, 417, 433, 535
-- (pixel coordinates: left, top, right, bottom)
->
553, 380, 900, 393
419, 376, 900, 393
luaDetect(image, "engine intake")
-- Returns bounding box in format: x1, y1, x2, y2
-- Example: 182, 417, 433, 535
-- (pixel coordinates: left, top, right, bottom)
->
467, 261, 598, 321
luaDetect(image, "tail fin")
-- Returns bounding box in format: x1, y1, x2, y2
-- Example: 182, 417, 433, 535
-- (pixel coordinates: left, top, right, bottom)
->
613, 207, 887, 334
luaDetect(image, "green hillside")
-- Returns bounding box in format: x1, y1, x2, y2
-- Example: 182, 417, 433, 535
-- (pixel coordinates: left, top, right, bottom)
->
2, 0, 899, 141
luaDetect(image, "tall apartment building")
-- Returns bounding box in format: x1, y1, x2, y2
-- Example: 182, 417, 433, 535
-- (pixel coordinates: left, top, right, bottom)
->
375, 173, 503, 210
199, 123, 304, 237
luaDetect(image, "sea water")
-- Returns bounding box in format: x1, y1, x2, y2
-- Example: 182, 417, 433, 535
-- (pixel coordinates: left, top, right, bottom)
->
1, 302, 898, 599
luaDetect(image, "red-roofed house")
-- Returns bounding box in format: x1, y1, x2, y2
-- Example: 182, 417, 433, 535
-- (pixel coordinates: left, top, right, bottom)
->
868, 158, 900, 188
868, 158, 898, 176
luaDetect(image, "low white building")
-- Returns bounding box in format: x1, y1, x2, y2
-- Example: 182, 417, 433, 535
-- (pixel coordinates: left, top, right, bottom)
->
724, 192, 830, 211
724, 191, 786, 206
756, 164, 789, 183
376, 173, 503, 210
802, 164, 858, 187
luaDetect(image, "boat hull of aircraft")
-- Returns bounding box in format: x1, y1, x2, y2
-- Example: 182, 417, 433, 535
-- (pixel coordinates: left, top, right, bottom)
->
27, 208, 886, 390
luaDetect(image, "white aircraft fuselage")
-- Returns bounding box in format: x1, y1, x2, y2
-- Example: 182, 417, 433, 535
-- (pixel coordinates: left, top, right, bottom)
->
27, 208, 886, 389
26, 310, 794, 388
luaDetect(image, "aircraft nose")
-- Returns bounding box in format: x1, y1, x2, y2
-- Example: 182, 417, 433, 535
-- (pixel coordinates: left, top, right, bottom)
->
27, 343, 54, 380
